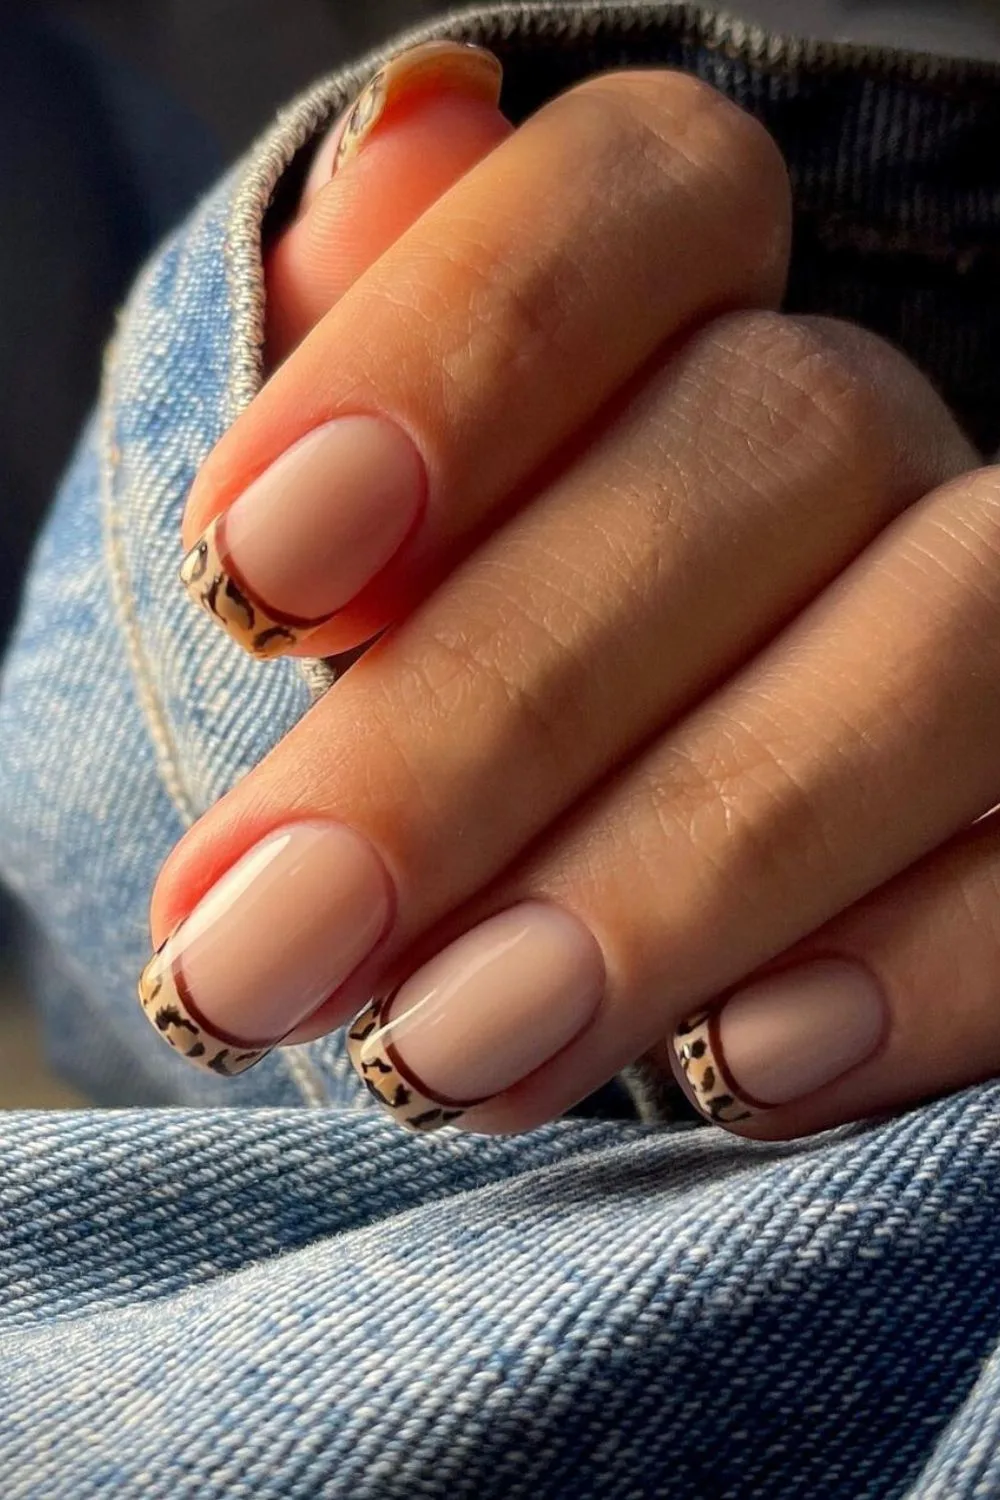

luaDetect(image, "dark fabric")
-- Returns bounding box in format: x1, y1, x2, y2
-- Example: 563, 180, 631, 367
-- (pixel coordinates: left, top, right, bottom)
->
438, 3, 1000, 454
0, 4, 219, 646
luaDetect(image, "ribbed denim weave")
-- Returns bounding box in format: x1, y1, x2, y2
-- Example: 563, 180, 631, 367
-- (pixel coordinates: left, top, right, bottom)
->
3, 1103, 1000, 1498
2, 4, 1000, 1495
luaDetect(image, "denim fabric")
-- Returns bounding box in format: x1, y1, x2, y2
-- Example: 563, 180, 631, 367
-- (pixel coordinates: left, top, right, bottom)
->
2, 2, 1000, 1494
3, 1101, 1000, 1498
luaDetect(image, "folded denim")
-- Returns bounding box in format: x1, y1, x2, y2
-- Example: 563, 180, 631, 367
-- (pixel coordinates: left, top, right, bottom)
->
1, 3, 999, 1495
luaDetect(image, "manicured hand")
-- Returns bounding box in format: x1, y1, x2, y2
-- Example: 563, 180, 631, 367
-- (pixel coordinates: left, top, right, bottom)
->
140, 45, 998, 1143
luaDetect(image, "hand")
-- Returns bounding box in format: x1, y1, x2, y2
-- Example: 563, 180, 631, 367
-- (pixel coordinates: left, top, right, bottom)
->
140, 44, 997, 1142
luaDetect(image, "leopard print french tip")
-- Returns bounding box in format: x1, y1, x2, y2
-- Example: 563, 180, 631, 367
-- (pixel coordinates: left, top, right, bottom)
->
671, 1009, 759, 1125
333, 41, 504, 176
346, 994, 480, 1133
137, 940, 270, 1078
180, 516, 314, 659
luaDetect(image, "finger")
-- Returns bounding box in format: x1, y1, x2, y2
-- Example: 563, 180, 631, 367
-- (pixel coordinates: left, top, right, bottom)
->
266, 43, 511, 364
179, 69, 791, 660
139, 314, 971, 1089
660, 808, 1000, 1138
445, 459, 1000, 1135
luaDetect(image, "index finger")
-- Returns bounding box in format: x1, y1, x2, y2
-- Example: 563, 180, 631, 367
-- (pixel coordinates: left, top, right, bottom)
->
180, 69, 791, 659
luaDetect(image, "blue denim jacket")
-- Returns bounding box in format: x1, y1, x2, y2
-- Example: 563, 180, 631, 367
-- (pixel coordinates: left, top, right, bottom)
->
3, 4, 1000, 1496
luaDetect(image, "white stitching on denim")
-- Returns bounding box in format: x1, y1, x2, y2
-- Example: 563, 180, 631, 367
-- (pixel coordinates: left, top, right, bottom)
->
277, 1047, 332, 1107
101, 85, 357, 831
100, 327, 198, 829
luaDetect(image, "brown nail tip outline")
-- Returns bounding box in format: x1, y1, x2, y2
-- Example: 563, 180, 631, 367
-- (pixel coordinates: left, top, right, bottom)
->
346, 993, 482, 1133
182, 40, 503, 662
671, 1009, 760, 1125
333, 41, 504, 176
137, 940, 270, 1077
179, 516, 320, 660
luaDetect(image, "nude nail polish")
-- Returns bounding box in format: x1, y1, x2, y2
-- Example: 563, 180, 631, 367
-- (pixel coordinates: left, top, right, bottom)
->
347, 902, 605, 1132
332, 42, 503, 177
671, 959, 887, 1124
180, 415, 426, 657
138, 822, 393, 1075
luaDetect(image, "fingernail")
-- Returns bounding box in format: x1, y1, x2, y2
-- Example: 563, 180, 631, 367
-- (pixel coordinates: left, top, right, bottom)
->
347, 902, 605, 1132
180, 415, 426, 657
333, 42, 503, 177
138, 822, 393, 1075
671, 958, 887, 1124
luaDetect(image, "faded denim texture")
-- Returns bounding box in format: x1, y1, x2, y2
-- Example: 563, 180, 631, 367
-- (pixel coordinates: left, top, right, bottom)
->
1, 3, 1000, 1495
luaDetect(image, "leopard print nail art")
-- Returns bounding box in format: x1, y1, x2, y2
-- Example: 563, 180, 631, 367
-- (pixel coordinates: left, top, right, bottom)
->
347, 993, 481, 1133
182, 45, 501, 662
180, 516, 315, 659
333, 42, 503, 176
137, 941, 269, 1077
671, 1009, 758, 1124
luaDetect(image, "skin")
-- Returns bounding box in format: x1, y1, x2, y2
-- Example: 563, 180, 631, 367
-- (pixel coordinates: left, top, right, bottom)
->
152, 65, 1000, 1138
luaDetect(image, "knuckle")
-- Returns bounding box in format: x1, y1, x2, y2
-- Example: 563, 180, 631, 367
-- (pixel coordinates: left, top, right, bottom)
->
565, 67, 726, 143
393, 590, 576, 784
434, 238, 570, 408
571, 68, 776, 178
933, 463, 1000, 573
781, 316, 910, 454
691, 309, 891, 490
946, 462, 1000, 533
718, 310, 873, 430
558, 70, 790, 277
685, 310, 974, 516
637, 708, 839, 932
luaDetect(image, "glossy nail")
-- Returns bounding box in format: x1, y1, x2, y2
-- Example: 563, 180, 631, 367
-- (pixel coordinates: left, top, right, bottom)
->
672, 958, 887, 1124
347, 902, 605, 1131
138, 822, 393, 1075
333, 42, 503, 177
180, 415, 426, 657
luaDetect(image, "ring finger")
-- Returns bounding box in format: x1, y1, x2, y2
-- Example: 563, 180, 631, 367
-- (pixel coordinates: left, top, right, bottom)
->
440, 458, 1000, 1136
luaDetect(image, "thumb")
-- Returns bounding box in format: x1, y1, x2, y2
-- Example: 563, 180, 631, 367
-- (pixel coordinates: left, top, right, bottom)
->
266, 42, 512, 364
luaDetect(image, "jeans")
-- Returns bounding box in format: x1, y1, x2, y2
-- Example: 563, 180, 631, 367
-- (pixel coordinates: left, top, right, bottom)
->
2, 3, 1000, 1494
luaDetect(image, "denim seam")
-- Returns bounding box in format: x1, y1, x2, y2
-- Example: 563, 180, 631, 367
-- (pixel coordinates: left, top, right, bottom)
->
99, 326, 199, 830
279, 1045, 334, 1107
428, 1, 1000, 88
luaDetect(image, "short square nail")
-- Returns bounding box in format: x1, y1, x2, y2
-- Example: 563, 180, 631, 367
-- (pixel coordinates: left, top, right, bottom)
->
138, 821, 393, 1075
347, 902, 605, 1132
672, 958, 887, 1124
180, 415, 426, 657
